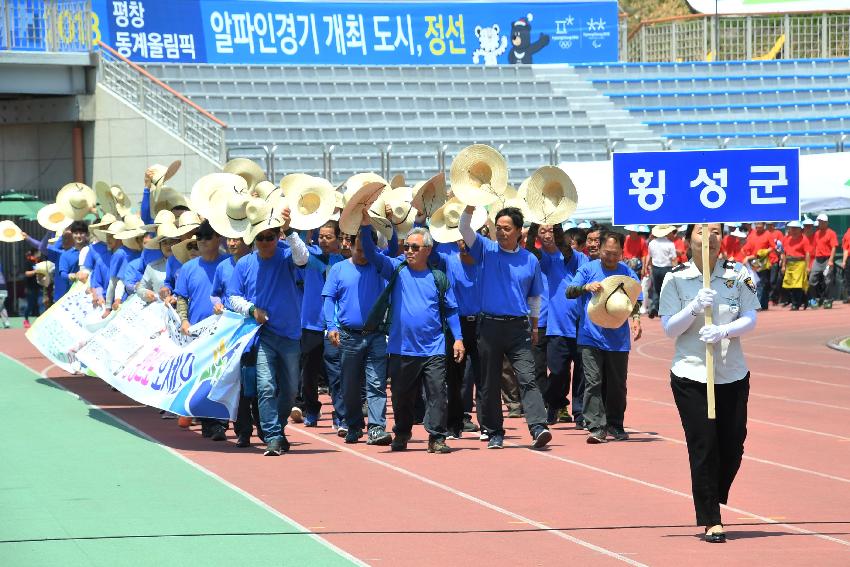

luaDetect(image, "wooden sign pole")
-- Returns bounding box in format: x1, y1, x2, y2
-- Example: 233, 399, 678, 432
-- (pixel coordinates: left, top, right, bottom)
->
702, 223, 716, 420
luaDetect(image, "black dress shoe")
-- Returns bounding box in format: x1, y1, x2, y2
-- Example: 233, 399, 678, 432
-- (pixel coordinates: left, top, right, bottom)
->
704, 528, 726, 543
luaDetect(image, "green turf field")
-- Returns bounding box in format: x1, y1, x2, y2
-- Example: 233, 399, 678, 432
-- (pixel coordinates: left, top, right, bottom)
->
0, 355, 356, 567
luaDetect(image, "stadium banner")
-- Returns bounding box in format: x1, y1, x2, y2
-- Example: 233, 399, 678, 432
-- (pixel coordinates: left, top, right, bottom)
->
612, 148, 800, 226
90, 0, 619, 64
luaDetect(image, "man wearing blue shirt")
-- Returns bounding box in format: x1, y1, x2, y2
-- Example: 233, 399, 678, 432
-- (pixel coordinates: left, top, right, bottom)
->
567, 231, 643, 444
228, 208, 309, 457
175, 221, 230, 441
296, 221, 345, 428
532, 224, 589, 426
361, 217, 465, 453
432, 240, 482, 439
322, 227, 389, 445
459, 206, 552, 450
56, 221, 89, 301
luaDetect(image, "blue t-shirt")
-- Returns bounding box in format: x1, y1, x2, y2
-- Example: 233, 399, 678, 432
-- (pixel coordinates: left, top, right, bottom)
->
436, 250, 482, 317
228, 248, 303, 340
122, 257, 145, 290
302, 251, 344, 331
468, 234, 544, 317
45, 240, 66, 264
322, 259, 385, 331
361, 226, 462, 356
542, 249, 589, 338
90, 248, 114, 296
211, 256, 236, 308
570, 260, 642, 352
175, 255, 230, 325
84, 241, 107, 272
538, 274, 549, 328
55, 248, 81, 300
163, 255, 182, 292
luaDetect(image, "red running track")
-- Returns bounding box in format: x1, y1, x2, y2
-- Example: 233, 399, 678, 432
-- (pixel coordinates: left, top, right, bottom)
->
6, 304, 850, 566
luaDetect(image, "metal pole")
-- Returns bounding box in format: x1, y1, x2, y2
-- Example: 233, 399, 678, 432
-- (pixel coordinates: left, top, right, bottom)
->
384, 143, 392, 181
267, 144, 277, 182
715, 0, 720, 61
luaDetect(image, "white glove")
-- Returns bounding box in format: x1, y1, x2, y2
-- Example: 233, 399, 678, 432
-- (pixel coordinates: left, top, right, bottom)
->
689, 288, 717, 315
698, 324, 728, 344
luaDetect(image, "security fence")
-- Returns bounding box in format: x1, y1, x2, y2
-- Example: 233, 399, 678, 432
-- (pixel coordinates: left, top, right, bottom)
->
1, 0, 91, 52
627, 11, 850, 62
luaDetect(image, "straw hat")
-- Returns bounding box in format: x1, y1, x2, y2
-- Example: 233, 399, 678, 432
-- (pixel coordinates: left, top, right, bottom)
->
191, 173, 248, 217
385, 186, 416, 235
587, 275, 643, 329
114, 214, 147, 240
390, 173, 406, 189
411, 173, 447, 218
223, 158, 267, 192
101, 220, 126, 236
370, 216, 394, 241
0, 220, 24, 243
243, 198, 286, 244
488, 185, 533, 224
450, 144, 508, 207
95, 183, 133, 218
651, 224, 677, 238
252, 180, 282, 202
343, 173, 389, 199
140, 210, 175, 232
286, 176, 336, 231
89, 213, 118, 241
152, 187, 190, 217
144, 222, 180, 249
171, 236, 198, 264
522, 166, 578, 226
148, 160, 182, 191
173, 210, 203, 237
339, 181, 388, 236
34, 260, 55, 287
730, 229, 747, 238
279, 173, 316, 198
429, 198, 488, 244
56, 182, 96, 220
37, 203, 73, 232
207, 190, 252, 238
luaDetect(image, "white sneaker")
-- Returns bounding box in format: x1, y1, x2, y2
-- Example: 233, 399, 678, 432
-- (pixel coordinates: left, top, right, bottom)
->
479, 431, 489, 441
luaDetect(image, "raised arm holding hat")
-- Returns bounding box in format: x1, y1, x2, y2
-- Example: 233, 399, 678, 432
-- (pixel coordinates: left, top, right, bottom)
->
457, 203, 552, 450
566, 230, 642, 444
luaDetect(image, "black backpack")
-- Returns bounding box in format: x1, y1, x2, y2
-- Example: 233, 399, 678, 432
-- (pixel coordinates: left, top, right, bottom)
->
363, 260, 451, 337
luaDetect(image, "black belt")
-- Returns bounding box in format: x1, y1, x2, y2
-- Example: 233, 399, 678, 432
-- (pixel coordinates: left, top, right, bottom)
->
481, 313, 527, 322
339, 325, 374, 335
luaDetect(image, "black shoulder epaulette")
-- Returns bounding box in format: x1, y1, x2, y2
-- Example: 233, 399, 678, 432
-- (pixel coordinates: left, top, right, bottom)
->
671, 262, 689, 273
723, 259, 736, 269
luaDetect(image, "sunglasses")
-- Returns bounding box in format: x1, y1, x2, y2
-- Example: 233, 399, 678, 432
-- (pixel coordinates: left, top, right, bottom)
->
196, 233, 217, 241
186, 242, 199, 251
402, 243, 427, 252
254, 231, 280, 242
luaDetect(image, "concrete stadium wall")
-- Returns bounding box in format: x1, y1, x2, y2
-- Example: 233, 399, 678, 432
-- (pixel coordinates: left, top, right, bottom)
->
78, 85, 220, 207
0, 122, 76, 202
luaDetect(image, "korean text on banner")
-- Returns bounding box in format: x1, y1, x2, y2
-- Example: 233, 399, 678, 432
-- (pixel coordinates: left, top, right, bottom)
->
91, 0, 619, 65
612, 148, 800, 226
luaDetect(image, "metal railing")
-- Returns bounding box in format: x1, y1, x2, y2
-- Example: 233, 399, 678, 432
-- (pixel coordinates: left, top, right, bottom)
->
96, 41, 226, 164
1, 0, 91, 52
627, 10, 850, 62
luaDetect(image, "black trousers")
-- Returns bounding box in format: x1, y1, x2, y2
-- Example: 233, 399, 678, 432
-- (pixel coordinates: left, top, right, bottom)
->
546, 336, 583, 414
389, 354, 448, 440
447, 318, 480, 435
478, 317, 547, 437
580, 346, 628, 433
296, 329, 324, 414
671, 373, 749, 527
532, 326, 549, 402
650, 265, 672, 314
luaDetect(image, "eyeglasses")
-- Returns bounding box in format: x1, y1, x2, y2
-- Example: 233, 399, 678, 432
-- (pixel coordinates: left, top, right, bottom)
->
196, 233, 217, 241
254, 232, 279, 242
402, 243, 428, 252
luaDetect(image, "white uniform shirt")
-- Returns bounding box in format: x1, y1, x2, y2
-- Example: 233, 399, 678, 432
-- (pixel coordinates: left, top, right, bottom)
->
648, 237, 677, 268
659, 260, 760, 384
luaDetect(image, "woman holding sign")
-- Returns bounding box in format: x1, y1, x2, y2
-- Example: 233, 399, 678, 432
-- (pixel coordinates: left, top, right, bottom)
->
658, 224, 760, 543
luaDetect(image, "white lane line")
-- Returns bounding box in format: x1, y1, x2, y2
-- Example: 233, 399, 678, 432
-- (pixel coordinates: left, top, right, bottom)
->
631, 396, 850, 441
629, 371, 850, 412
0, 353, 369, 567
512, 442, 850, 548
290, 427, 648, 566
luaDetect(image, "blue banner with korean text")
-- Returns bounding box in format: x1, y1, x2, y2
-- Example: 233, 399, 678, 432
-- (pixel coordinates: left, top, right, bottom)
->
90, 0, 618, 64
612, 148, 801, 226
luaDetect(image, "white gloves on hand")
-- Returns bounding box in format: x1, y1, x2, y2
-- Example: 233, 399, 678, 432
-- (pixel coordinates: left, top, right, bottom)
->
689, 288, 717, 315
699, 324, 728, 344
